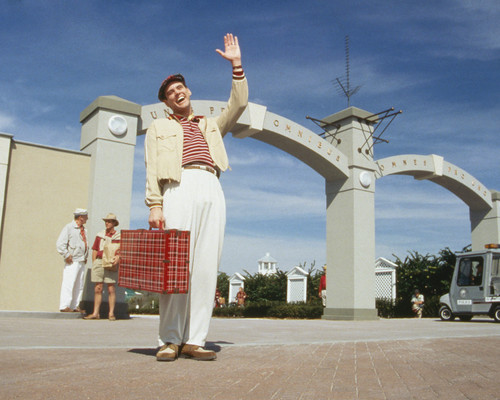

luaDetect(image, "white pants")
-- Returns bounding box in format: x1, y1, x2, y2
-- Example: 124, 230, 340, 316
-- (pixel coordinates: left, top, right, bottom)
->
59, 260, 86, 310
159, 169, 225, 347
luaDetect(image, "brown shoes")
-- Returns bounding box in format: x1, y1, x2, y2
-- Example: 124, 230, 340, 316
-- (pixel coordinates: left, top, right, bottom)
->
180, 344, 216, 361
156, 343, 216, 361
60, 307, 85, 313
156, 343, 179, 362
83, 314, 100, 320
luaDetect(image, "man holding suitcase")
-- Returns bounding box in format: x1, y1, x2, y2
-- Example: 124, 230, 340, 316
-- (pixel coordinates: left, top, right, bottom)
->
145, 33, 248, 361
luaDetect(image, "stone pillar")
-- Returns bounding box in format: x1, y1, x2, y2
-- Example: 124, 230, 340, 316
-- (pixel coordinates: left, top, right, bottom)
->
470, 190, 500, 250
0, 133, 13, 245
321, 107, 378, 320
79, 96, 142, 319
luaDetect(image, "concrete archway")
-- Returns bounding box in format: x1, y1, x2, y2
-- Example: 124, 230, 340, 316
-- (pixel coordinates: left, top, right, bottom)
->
375, 154, 491, 209
81, 97, 500, 320
375, 154, 499, 251
141, 100, 350, 181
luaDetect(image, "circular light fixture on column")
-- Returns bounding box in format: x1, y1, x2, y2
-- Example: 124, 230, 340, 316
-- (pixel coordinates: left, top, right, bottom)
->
108, 115, 128, 136
359, 171, 372, 188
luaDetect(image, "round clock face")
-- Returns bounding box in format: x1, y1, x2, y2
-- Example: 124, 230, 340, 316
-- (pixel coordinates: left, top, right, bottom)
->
108, 115, 128, 136
359, 171, 372, 188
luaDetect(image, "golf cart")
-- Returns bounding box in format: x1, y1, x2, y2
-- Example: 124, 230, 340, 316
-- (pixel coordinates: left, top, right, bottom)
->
439, 244, 500, 322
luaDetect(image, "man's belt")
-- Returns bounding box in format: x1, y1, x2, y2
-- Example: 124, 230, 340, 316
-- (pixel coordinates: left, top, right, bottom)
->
183, 164, 219, 177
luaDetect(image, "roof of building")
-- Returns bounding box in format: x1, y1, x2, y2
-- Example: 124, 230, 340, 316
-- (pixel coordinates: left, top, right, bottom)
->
258, 252, 277, 263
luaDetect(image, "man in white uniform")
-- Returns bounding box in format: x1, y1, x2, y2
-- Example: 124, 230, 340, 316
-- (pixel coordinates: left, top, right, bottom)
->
56, 208, 89, 312
146, 33, 248, 361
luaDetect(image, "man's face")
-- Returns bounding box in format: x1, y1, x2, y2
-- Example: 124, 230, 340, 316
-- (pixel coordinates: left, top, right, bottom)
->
104, 220, 115, 230
77, 215, 88, 226
164, 81, 192, 116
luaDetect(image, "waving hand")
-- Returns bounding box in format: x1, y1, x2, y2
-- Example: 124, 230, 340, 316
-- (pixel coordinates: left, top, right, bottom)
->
216, 33, 242, 67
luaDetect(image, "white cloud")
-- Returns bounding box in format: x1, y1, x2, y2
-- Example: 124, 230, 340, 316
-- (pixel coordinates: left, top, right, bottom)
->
0, 112, 15, 131
360, 2, 500, 61
351, 62, 430, 96
226, 184, 324, 222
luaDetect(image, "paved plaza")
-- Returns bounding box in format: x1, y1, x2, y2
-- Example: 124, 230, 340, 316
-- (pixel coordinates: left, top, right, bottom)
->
1, 312, 499, 399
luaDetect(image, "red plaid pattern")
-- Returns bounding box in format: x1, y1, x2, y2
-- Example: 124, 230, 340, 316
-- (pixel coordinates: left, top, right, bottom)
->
118, 229, 190, 294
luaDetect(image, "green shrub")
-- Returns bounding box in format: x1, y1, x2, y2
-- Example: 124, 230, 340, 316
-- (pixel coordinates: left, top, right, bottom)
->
393, 247, 457, 318
268, 303, 306, 319
269, 303, 323, 319
212, 305, 244, 318
213, 301, 323, 319
216, 272, 230, 301
243, 271, 287, 302
421, 294, 441, 317
376, 298, 396, 318
242, 301, 274, 317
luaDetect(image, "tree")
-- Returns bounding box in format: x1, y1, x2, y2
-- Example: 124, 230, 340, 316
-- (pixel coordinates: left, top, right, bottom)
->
217, 272, 229, 301
243, 270, 287, 302
393, 247, 456, 316
299, 261, 322, 304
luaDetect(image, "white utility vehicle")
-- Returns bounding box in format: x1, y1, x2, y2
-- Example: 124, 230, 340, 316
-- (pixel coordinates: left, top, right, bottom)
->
439, 244, 500, 322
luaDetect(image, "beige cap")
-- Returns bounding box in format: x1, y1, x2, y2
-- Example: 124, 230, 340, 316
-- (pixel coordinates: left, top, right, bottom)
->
102, 213, 119, 226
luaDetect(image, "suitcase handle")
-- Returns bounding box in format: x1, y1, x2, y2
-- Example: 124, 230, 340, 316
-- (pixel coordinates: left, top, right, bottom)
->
148, 222, 184, 237
149, 221, 164, 231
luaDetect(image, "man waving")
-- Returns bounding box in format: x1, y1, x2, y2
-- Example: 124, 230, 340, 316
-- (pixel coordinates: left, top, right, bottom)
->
145, 34, 248, 361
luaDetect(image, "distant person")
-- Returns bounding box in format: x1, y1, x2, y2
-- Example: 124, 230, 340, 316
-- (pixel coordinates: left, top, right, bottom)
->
411, 289, 424, 318
319, 265, 327, 307
56, 208, 89, 313
471, 263, 483, 286
84, 213, 120, 321
214, 288, 221, 308
236, 287, 247, 307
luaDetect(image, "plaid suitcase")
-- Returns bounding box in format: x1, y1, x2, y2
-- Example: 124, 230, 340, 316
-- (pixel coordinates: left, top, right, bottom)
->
118, 228, 190, 294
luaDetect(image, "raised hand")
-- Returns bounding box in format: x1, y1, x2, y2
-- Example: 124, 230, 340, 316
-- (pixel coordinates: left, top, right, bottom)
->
215, 33, 242, 67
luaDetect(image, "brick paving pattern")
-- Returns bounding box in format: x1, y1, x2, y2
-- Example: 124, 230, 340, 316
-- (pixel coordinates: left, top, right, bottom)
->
0, 315, 499, 399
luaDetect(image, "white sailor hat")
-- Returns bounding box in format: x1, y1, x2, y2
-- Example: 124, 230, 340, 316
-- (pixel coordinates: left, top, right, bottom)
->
73, 208, 88, 216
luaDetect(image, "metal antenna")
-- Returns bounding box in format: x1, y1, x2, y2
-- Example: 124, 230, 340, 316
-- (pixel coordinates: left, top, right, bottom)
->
334, 35, 361, 107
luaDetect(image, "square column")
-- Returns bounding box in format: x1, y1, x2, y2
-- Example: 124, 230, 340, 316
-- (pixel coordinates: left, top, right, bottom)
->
0, 133, 13, 243
321, 107, 378, 320
323, 173, 378, 320
79, 96, 142, 318
470, 191, 500, 250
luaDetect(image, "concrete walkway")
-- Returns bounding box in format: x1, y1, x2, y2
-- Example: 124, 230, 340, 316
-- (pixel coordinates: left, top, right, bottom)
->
1, 313, 499, 399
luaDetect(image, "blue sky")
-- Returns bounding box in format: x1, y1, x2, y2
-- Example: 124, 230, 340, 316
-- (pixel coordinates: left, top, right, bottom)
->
1, 1, 499, 276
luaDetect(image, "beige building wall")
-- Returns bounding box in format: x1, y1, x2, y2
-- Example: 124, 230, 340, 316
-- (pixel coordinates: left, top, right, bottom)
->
0, 140, 90, 311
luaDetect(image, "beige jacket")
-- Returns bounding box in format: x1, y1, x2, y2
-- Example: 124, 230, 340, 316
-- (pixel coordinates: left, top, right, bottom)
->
145, 77, 248, 208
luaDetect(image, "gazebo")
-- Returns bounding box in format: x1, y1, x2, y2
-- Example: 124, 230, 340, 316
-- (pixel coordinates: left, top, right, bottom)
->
258, 252, 278, 275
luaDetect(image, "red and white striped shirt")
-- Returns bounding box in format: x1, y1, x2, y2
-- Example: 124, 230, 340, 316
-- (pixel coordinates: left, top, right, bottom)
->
175, 70, 245, 168
175, 116, 215, 167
